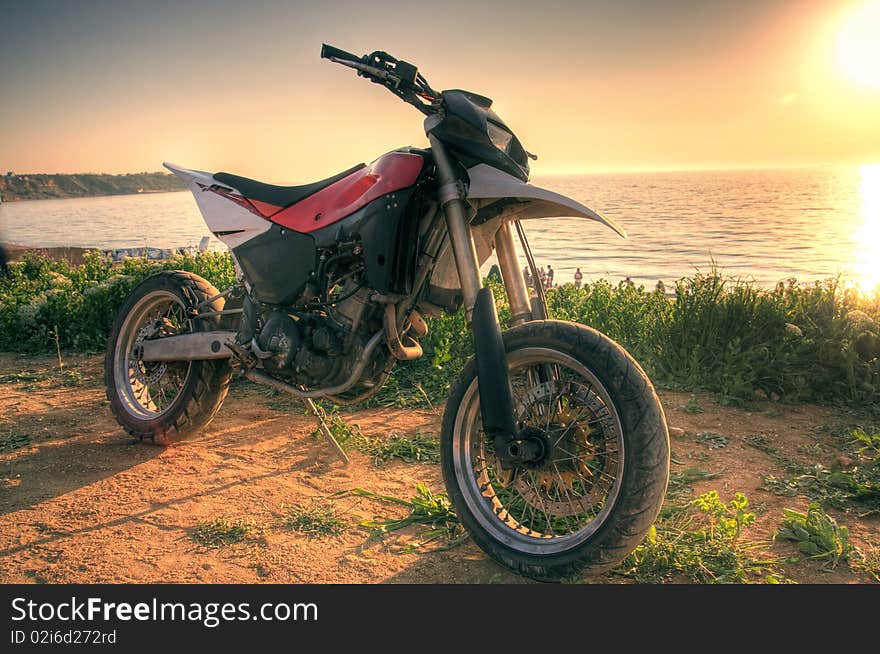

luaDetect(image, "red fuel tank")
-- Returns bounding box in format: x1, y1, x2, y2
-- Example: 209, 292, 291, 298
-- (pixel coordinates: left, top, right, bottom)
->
268, 152, 424, 233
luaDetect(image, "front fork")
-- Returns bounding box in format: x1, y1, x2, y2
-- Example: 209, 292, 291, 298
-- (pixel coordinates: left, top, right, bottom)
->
428, 135, 540, 467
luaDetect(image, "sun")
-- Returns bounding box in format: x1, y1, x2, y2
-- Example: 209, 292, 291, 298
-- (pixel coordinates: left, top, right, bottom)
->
837, 1, 880, 89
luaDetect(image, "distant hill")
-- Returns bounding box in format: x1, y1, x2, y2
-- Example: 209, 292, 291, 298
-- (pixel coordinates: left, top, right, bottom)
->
0, 171, 186, 201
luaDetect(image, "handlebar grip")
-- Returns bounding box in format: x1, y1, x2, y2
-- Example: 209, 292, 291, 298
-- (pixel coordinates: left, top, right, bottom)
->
321, 43, 362, 64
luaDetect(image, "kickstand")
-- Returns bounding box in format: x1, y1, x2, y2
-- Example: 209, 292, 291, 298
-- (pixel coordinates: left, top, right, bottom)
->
304, 398, 350, 466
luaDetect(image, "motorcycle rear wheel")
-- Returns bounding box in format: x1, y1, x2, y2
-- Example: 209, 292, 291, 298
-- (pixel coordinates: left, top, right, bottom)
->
441, 320, 669, 581
104, 271, 232, 445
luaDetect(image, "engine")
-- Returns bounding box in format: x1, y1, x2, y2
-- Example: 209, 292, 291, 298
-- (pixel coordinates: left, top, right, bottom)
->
246, 252, 380, 389
227, 164, 430, 393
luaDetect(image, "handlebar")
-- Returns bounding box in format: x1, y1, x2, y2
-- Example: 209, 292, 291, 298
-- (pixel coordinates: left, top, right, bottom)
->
320, 43, 361, 64
321, 43, 440, 116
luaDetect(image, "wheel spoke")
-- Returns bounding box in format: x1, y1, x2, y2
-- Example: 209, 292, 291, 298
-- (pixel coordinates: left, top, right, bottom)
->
525, 470, 556, 536
116, 292, 193, 420
462, 348, 627, 546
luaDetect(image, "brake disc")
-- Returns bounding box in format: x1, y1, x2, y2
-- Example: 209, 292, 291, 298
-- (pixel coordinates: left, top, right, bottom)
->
131, 321, 168, 385
509, 380, 618, 516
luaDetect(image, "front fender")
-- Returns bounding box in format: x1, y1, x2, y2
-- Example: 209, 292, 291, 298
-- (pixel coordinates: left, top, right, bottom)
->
465, 163, 626, 238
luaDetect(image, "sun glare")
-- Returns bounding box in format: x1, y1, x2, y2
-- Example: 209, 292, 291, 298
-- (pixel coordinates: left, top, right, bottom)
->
837, 1, 880, 89
853, 164, 880, 293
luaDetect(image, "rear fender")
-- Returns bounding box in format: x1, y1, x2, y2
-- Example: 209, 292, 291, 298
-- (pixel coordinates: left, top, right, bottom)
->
163, 162, 218, 189
163, 162, 271, 249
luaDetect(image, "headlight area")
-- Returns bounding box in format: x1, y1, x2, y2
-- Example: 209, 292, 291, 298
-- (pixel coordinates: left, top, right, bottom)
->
486, 121, 514, 153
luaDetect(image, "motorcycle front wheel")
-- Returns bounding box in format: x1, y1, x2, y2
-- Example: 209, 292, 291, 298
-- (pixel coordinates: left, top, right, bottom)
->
441, 320, 669, 581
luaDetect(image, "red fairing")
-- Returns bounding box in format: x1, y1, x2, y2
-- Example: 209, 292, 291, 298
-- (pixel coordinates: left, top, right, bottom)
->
250, 199, 283, 217
270, 152, 424, 232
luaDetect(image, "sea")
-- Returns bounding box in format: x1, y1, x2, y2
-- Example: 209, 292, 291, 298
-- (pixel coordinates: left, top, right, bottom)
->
2, 166, 878, 292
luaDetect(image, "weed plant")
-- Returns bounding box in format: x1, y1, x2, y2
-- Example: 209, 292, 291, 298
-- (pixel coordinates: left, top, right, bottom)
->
2, 252, 878, 409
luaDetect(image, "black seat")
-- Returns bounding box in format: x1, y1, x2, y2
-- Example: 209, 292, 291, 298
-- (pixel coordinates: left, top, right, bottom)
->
214, 163, 366, 208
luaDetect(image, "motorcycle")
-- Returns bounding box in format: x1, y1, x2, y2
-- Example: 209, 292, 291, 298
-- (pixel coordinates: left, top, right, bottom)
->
105, 44, 669, 581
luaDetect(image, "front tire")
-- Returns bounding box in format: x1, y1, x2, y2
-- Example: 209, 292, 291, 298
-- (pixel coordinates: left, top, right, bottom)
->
104, 271, 232, 445
441, 320, 669, 581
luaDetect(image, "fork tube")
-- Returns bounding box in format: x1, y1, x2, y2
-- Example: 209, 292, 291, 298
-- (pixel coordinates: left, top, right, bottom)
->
428, 134, 482, 321
495, 220, 532, 326
428, 133, 521, 462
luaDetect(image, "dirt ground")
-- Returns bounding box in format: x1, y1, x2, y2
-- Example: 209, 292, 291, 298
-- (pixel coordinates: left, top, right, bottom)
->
0, 352, 877, 584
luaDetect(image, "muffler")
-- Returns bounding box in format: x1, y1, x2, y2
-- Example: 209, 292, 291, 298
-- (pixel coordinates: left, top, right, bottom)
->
139, 330, 236, 361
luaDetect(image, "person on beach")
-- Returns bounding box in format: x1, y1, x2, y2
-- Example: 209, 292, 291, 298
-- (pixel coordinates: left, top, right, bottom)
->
523, 265, 532, 289
539, 266, 547, 289
574, 267, 583, 290
655, 279, 666, 294
624, 276, 634, 287
546, 265, 554, 288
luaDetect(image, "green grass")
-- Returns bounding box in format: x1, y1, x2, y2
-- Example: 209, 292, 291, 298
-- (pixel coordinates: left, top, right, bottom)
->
335, 484, 463, 552
614, 491, 779, 583
310, 413, 439, 465
0, 368, 84, 388
284, 503, 349, 537
696, 432, 730, 449
2, 252, 878, 410
0, 371, 55, 384
682, 397, 705, 414
309, 413, 366, 449
404, 269, 812, 408
852, 549, 880, 582
797, 442, 826, 457
361, 432, 440, 464
760, 474, 800, 497
0, 250, 235, 352
745, 434, 787, 462
758, 427, 880, 514
192, 517, 257, 547
775, 504, 856, 567
667, 467, 720, 500
851, 427, 880, 458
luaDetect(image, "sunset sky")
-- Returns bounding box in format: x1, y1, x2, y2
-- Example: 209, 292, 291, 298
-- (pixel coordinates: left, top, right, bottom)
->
2, 0, 879, 180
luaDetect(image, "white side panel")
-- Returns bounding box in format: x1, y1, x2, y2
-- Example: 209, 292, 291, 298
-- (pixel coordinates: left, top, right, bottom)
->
466, 163, 626, 238
164, 162, 272, 249
189, 189, 273, 250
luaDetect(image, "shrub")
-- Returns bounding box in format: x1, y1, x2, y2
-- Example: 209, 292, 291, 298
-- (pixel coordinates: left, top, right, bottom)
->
0, 250, 234, 351
1, 253, 877, 409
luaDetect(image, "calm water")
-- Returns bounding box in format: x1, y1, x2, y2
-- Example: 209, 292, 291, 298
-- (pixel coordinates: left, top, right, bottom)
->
2, 166, 878, 291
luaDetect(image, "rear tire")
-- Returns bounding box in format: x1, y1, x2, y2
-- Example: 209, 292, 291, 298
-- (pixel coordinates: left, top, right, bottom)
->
441, 320, 669, 581
104, 271, 232, 445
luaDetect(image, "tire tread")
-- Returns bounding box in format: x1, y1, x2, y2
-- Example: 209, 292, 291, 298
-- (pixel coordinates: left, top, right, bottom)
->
104, 270, 232, 446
